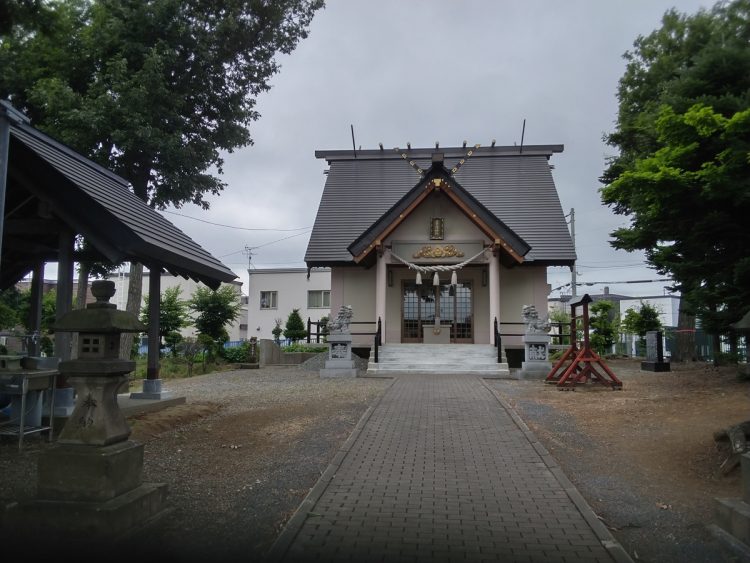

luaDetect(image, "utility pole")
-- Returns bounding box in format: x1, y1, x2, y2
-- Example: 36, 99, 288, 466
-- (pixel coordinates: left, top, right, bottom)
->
244, 246, 254, 289
569, 208, 577, 297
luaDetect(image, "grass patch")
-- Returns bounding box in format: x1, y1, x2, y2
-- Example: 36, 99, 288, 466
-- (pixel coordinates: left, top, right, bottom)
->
132, 356, 234, 381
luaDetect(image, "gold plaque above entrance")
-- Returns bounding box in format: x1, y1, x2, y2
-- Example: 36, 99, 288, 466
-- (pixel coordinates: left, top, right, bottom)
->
392, 241, 485, 264
414, 245, 464, 259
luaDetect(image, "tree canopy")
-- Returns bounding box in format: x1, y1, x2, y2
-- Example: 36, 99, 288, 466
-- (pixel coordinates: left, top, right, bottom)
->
589, 300, 617, 355
0, 0, 324, 207
600, 0, 750, 336
188, 285, 241, 345
621, 302, 662, 338
1, 0, 323, 356
283, 308, 307, 343
141, 285, 190, 354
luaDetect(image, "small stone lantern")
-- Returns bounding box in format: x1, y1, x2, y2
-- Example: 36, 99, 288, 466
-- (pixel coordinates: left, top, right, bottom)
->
54, 279, 145, 445
9, 280, 168, 544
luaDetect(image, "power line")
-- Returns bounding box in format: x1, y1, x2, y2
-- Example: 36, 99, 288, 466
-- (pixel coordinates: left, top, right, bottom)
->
551, 278, 673, 292
217, 230, 313, 259
161, 209, 312, 232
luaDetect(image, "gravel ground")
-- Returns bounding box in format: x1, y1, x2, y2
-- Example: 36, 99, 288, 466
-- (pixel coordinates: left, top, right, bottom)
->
490, 359, 750, 563
0, 359, 389, 561
2, 357, 747, 562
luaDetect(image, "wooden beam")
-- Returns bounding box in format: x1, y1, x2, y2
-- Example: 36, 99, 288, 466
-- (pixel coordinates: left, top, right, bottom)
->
4, 217, 65, 235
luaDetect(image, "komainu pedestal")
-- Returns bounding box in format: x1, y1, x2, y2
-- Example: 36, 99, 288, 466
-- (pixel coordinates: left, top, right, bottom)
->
520, 305, 552, 379
320, 305, 358, 378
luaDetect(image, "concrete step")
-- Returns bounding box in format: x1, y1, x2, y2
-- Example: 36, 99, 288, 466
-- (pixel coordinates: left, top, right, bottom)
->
367, 343, 509, 376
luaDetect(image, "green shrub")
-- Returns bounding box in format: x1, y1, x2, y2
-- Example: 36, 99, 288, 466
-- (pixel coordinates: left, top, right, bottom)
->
223, 342, 251, 363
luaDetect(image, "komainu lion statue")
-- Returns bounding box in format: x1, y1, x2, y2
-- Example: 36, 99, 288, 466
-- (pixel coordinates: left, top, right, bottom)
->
329, 305, 353, 334
522, 304, 550, 334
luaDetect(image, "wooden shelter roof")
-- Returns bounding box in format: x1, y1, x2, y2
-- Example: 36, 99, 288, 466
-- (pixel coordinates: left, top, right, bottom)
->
1, 101, 236, 289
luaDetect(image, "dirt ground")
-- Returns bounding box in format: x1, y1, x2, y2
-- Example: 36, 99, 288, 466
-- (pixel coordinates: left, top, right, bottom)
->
1, 360, 749, 562
492, 358, 750, 562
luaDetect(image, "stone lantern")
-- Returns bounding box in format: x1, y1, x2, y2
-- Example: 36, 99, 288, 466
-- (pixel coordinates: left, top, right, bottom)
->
10, 280, 168, 544
54, 279, 145, 445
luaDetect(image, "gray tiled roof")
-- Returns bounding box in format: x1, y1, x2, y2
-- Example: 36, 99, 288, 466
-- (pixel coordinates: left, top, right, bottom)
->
6, 119, 237, 289
305, 145, 576, 266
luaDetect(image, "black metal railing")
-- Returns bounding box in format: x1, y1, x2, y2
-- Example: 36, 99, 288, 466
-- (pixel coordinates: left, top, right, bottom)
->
374, 317, 381, 363
306, 317, 328, 343
494, 317, 502, 363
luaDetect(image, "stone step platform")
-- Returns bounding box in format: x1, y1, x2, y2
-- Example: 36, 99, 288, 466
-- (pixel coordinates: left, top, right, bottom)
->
367, 343, 511, 377
711, 452, 750, 557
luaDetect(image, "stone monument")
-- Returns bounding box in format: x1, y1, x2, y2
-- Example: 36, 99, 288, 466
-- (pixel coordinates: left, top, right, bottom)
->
320, 305, 358, 378
9, 280, 168, 545
520, 304, 552, 379
641, 330, 670, 372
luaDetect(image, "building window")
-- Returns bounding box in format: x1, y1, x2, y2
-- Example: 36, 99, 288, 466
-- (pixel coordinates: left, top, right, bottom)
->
260, 291, 277, 309
308, 290, 330, 309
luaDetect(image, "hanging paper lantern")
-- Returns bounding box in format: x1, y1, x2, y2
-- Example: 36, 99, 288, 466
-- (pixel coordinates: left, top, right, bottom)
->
450, 270, 457, 286
433, 272, 440, 286
415, 271, 422, 285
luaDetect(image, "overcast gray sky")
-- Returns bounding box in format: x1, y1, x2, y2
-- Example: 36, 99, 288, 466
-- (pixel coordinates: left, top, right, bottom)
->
154, 0, 711, 298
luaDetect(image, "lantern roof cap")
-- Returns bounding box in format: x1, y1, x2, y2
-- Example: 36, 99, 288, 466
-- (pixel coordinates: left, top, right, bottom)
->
54, 281, 145, 333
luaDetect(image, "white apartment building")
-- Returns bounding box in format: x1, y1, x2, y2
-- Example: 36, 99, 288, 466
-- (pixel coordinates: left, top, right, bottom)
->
247, 268, 331, 341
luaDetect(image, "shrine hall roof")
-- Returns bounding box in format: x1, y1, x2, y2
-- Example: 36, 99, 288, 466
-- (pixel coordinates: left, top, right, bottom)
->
305, 145, 576, 267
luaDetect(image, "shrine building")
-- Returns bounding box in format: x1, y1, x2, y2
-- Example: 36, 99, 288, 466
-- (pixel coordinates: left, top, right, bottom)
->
304, 143, 575, 348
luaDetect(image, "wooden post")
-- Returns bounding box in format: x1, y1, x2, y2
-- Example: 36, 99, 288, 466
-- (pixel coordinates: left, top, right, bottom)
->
147, 268, 160, 379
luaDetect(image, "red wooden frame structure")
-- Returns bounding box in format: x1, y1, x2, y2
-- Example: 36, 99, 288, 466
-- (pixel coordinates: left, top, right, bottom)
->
545, 294, 623, 390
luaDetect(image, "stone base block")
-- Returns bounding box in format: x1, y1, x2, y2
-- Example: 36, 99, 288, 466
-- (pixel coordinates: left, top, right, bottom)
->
130, 378, 174, 401
38, 441, 144, 502
715, 497, 750, 546
325, 359, 355, 370
520, 362, 552, 380
10, 482, 168, 545
641, 361, 671, 372
320, 368, 358, 378
129, 390, 175, 400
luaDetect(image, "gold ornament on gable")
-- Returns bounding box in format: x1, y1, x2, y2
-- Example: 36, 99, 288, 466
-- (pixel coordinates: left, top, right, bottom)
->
413, 245, 465, 259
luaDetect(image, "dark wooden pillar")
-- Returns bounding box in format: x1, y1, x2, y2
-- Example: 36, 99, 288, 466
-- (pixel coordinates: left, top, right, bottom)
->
28, 262, 44, 356
147, 267, 160, 379
55, 229, 74, 362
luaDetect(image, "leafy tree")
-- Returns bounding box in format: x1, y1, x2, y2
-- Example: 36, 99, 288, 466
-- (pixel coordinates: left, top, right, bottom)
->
621, 302, 662, 337
0, 287, 21, 330
188, 285, 241, 359
18, 288, 56, 334
601, 0, 750, 362
178, 336, 201, 377
0, 0, 324, 356
283, 308, 307, 343
603, 104, 750, 336
140, 285, 190, 357
272, 317, 283, 343
549, 308, 572, 346
589, 300, 618, 356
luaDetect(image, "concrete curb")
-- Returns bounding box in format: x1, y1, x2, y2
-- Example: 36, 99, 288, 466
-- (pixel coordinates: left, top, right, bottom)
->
265, 378, 396, 562
481, 378, 634, 563
707, 523, 750, 562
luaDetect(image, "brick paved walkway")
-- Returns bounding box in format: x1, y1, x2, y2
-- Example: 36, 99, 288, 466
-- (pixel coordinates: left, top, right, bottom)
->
270, 374, 628, 563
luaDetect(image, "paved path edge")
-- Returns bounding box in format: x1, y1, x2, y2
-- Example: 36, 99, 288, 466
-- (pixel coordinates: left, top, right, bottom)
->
480, 379, 634, 563
265, 378, 396, 562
